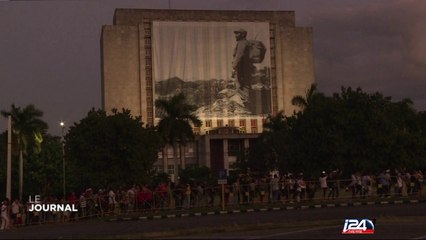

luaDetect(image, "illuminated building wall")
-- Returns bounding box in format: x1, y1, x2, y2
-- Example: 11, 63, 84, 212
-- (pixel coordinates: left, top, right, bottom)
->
101, 9, 315, 175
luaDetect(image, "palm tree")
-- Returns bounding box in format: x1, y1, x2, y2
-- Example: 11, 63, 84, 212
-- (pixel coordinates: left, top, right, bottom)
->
291, 83, 322, 110
155, 93, 201, 177
263, 111, 286, 133
1, 104, 48, 200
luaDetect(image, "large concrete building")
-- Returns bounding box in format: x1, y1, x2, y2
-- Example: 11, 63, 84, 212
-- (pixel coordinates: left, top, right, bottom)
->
101, 9, 314, 177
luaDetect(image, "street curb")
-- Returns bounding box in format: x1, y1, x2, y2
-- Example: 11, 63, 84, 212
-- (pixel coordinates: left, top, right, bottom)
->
106, 198, 426, 222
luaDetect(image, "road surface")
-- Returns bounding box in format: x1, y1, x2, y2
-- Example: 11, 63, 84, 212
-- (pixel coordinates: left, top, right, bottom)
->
1, 202, 425, 239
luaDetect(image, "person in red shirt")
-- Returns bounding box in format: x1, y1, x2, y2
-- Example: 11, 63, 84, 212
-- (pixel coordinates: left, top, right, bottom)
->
67, 192, 78, 220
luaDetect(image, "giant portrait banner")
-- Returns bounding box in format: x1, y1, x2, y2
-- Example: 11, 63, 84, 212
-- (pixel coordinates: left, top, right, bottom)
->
153, 21, 271, 122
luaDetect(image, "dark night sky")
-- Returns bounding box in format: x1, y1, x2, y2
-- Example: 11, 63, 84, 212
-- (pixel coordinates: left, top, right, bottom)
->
1, 0, 425, 136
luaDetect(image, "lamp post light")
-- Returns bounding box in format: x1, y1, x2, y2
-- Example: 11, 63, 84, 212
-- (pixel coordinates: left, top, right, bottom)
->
60, 121, 65, 200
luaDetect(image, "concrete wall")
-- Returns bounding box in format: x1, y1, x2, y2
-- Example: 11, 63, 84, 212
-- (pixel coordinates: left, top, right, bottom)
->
114, 9, 296, 27
101, 25, 141, 117
280, 27, 315, 115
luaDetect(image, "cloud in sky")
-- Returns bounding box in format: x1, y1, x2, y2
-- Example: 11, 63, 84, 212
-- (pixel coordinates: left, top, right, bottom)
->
306, 0, 426, 102
0, 0, 425, 136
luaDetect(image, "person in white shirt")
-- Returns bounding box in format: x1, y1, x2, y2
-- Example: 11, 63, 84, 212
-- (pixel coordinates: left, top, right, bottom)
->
319, 171, 328, 200
1, 199, 10, 231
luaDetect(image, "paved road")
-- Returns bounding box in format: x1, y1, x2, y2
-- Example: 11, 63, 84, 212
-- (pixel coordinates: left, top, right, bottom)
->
180, 220, 426, 239
1, 202, 425, 239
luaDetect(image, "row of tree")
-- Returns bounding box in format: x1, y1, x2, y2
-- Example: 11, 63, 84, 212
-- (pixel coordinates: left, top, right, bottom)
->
0, 94, 200, 198
1, 87, 426, 199
244, 85, 426, 177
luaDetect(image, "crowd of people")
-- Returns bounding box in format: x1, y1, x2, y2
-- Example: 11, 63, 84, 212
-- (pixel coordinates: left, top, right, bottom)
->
0, 168, 424, 230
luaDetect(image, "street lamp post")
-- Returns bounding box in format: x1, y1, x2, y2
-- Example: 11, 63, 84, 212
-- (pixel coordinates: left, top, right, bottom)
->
60, 121, 65, 200
6, 115, 12, 200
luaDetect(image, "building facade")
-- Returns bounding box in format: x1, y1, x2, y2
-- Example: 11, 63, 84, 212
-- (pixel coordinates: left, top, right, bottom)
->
101, 9, 315, 176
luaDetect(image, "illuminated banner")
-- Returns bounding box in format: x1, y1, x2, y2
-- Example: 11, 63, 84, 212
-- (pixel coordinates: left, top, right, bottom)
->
153, 21, 271, 121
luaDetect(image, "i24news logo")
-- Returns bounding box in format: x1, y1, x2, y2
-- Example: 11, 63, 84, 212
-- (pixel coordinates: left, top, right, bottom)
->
342, 219, 375, 234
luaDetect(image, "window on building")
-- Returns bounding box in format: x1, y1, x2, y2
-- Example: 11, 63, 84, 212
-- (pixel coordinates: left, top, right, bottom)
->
147, 110, 153, 118
167, 147, 173, 156
186, 163, 197, 169
250, 119, 258, 127
206, 119, 212, 127
167, 165, 174, 175
193, 127, 200, 135
184, 146, 194, 157
239, 119, 246, 127
228, 139, 242, 156
251, 126, 258, 133
187, 145, 194, 153
217, 119, 223, 127
228, 119, 235, 127
154, 165, 164, 173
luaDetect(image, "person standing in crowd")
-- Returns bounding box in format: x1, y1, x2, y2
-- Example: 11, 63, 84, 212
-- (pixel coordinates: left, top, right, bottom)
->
67, 192, 78, 220
207, 184, 216, 207
1, 199, 10, 231
79, 192, 87, 218
334, 169, 342, 199
108, 188, 116, 214
395, 170, 404, 197
233, 178, 241, 205
327, 170, 339, 200
319, 171, 328, 200
384, 169, 392, 197
270, 174, 280, 202
10, 199, 21, 227
348, 172, 362, 198
127, 186, 136, 212
258, 177, 267, 203
282, 173, 295, 203
413, 170, 424, 196
196, 183, 205, 207
184, 184, 192, 209
296, 173, 306, 202
361, 172, 372, 198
